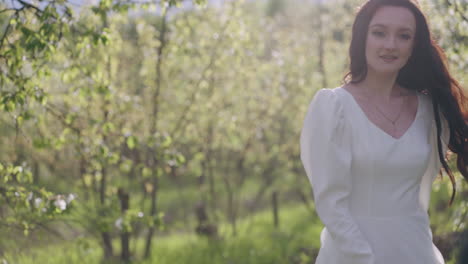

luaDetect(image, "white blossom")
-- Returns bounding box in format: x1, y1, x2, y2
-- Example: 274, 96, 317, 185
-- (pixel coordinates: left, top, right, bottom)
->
54, 198, 67, 211
66, 193, 76, 203
34, 198, 43, 208
115, 217, 123, 230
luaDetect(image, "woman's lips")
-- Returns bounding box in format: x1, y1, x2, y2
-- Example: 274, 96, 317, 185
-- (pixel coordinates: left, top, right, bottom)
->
380, 55, 398, 63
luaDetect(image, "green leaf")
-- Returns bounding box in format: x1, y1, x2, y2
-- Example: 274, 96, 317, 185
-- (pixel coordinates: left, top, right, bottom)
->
119, 160, 133, 173
16, 115, 24, 126
97, 85, 110, 95
100, 32, 110, 45
194, 0, 207, 6
5, 100, 16, 112
142, 167, 152, 178
108, 153, 120, 164
161, 135, 172, 148
103, 122, 115, 133
126, 135, 138, 149
169, 0, 182, 7
13, 166, 23, 174
33, 138, 52, 149
176, 154, 186, 165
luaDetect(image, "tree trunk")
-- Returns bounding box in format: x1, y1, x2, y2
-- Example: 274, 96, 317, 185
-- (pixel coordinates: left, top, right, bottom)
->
32, 160, 39, 184
223, 169, 237, 236
100, 166, 113, 258
272, 191, 279, 228
101, 232, 113, 259
317, 0, 327, 88
144, 173, 159, 258
144, 5, 169, 258
118, 188, 130, 262
100, 12, 114, 258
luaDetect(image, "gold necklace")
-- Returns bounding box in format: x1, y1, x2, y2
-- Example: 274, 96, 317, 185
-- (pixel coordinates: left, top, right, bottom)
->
373, 95, 407, 127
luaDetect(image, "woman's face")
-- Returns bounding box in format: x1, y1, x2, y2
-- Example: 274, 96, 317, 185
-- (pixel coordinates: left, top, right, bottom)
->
365, 6, 416, 75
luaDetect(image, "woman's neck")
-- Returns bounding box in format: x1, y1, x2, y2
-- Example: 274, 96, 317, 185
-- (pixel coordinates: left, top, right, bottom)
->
358, 70, 402, 102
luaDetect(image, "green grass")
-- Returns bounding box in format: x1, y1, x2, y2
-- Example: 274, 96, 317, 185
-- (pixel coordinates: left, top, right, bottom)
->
4, 177, 464, 264
3, 202, 322, 264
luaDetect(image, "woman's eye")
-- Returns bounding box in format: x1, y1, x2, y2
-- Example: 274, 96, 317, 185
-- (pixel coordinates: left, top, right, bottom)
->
400, 34, 412, 40
371, 31, 385, 37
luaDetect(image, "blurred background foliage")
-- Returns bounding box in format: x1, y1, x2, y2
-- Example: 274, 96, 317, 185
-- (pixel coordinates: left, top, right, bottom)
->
0, 0, 466, 263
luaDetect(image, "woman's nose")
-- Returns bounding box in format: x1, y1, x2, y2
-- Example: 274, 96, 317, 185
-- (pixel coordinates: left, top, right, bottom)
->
383, 35, 397, 49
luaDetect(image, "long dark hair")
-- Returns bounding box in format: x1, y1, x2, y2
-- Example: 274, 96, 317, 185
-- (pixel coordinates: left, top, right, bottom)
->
344, 0, 468, 205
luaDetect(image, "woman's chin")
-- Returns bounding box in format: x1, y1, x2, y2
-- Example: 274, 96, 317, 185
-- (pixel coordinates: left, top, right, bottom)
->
368, 65, 404, 76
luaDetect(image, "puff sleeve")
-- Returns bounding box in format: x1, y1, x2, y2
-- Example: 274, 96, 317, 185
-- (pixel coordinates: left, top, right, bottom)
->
300, 89, 375, 263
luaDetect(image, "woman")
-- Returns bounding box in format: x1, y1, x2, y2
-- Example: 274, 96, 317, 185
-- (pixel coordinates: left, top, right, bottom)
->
299, 0, 467, 263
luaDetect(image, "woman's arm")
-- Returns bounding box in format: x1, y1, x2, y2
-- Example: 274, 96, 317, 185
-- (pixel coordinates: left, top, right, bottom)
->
300, 88, 374, 263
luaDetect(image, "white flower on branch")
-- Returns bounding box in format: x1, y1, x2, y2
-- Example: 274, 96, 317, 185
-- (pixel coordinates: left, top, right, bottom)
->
66, 193, 76, 203
115, 217, 123, 230
54, 198, 67, 211
34, 198, 43, 208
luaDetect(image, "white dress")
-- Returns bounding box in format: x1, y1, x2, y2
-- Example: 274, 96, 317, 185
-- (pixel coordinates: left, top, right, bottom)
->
300, 87, 449, 264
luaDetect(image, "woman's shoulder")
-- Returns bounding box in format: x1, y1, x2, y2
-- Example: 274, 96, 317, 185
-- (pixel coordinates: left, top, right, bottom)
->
315, 86, 346, 94
310, 87, 347, 104
313, 86, 352, 111
302, 88, 350, 139
306, 87, 347, 120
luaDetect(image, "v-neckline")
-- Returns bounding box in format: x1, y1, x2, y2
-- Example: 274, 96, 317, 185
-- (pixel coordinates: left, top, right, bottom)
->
339, 87, 421, 141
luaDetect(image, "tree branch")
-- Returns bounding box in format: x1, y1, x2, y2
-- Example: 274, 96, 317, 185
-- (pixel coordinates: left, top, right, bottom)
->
16, 0, 44, 15
445, 0, 468, 22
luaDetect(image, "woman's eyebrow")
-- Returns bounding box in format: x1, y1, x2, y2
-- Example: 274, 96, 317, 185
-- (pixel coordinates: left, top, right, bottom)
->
369, 24, 414, 33
398, 28, 414, 33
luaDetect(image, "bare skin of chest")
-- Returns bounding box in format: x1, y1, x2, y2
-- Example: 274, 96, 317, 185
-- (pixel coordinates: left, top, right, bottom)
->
343, 86, 419, 139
